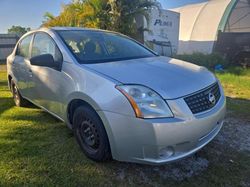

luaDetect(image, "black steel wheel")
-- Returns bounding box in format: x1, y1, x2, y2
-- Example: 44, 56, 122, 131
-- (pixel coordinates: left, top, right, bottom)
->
11, 80, 29, 107
73, 105, 111, 161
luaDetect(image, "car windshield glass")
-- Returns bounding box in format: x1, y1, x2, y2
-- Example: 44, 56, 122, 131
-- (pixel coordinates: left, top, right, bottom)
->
57, 30, 156, 64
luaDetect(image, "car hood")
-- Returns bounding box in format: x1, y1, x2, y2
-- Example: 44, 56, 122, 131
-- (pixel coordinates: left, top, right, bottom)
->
85, 56, 217, 99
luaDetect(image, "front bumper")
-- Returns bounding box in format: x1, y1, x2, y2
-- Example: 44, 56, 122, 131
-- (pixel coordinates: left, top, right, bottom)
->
98, 93, 226, 165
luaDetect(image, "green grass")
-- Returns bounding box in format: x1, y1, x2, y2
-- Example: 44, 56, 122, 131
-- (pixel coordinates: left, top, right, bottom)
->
0, 65, 250, 186
216, 67, 250, 120
216, 67, 250, 100
0, 66, 115, 186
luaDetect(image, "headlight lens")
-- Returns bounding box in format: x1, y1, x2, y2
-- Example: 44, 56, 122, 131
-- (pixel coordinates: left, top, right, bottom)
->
116, 85, 173, 118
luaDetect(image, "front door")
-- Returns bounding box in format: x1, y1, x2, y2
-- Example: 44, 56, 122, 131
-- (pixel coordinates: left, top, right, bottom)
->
29, 32, 64, 117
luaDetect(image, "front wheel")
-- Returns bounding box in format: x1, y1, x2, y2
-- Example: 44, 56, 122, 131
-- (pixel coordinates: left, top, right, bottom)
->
73, 106, 112, 161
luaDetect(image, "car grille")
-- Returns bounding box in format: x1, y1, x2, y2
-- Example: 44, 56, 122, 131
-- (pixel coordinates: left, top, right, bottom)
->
184, 82, 221, 114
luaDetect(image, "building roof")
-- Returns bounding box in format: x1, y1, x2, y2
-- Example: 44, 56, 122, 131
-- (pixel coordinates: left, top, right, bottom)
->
0, 34, 19, 38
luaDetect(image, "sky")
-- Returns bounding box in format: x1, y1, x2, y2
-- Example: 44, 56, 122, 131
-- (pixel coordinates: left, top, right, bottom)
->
0, 0, 207, 33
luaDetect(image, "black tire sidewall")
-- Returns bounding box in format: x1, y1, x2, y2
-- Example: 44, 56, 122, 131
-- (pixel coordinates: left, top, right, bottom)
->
73, 106, 111, 161
11, 80, 21, 107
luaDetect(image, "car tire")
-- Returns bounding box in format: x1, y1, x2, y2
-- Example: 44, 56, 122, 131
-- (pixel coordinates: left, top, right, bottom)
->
11, 80, 29, 107
73, 105, 112, 161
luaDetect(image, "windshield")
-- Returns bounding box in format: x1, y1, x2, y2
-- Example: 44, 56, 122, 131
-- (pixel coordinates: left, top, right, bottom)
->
57, 30, 156, 64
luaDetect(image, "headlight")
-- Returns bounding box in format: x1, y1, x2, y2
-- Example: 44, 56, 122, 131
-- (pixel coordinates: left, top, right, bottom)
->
116, 85, 173, 118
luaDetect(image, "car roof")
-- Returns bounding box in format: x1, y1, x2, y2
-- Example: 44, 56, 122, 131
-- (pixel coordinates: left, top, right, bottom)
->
50, 27, 123, 35
51, 27, 105, 31
31, 27, 123, 36
19, 27, 122, 41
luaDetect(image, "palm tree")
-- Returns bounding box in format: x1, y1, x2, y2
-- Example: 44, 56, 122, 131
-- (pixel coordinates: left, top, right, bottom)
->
42, 3, 78, 27
42, 0, 159, 40
43, 12, 55, 23
107, 0, 159, 39
43, 0, 111, 29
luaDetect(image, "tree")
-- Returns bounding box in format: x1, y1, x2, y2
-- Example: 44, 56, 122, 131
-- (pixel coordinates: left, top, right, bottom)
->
43, 12, 55, 23
108, 0, 159, 39
43, 0, 111, 28
8, 25, 31, 36
42, 0, 159, 39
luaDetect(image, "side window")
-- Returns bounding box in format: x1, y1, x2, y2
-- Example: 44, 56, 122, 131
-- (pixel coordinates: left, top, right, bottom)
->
16, 35, 33, 58
31, 33, 62, 63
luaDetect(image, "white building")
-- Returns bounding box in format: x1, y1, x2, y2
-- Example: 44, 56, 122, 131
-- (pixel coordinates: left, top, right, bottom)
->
0, 34, 19, 61
172, 0, 250, 55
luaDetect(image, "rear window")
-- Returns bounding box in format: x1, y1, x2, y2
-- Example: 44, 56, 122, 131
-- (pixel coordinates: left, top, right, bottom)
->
57, 30, 156, 64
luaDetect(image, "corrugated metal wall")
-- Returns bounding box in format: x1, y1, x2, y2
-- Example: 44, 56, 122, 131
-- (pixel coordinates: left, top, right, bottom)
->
0, 34, 19, 61
215, 32, 250, 62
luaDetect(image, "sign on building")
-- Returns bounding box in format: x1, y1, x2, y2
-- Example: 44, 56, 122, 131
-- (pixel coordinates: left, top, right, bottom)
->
141, 9, 180, 56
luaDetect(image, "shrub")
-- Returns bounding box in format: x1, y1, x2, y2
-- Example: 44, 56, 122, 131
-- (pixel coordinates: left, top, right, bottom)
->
174, 53, 229, 70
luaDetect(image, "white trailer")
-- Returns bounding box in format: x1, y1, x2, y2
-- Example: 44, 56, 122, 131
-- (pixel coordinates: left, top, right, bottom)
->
137, 9, 180, 56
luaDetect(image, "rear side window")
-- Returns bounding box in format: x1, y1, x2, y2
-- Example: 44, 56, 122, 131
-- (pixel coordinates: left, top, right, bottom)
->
31, 32, 62, 63
16, 35, 33, 58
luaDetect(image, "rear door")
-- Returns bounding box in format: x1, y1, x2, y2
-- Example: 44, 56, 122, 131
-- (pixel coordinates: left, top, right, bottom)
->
12, 34, 33, 98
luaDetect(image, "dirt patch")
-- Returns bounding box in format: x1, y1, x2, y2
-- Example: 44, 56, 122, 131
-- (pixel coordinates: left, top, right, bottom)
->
115, 155, 209, 183
155, 156, 209, 181
215, 116, 250, 152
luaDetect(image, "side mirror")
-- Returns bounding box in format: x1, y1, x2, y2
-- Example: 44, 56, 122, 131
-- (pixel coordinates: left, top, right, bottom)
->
30, 54, 61, 70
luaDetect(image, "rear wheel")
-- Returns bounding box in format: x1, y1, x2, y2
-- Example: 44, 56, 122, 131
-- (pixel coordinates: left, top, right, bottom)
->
73, 106, 111, 161
11, 80, 29, 107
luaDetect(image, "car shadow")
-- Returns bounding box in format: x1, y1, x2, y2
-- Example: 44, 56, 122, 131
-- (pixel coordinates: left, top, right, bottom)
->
0, 81, 8, 89
0, 97, 14, 116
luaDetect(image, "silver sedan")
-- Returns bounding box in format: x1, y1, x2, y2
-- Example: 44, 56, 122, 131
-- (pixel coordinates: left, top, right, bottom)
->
7, 27, 226, 165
